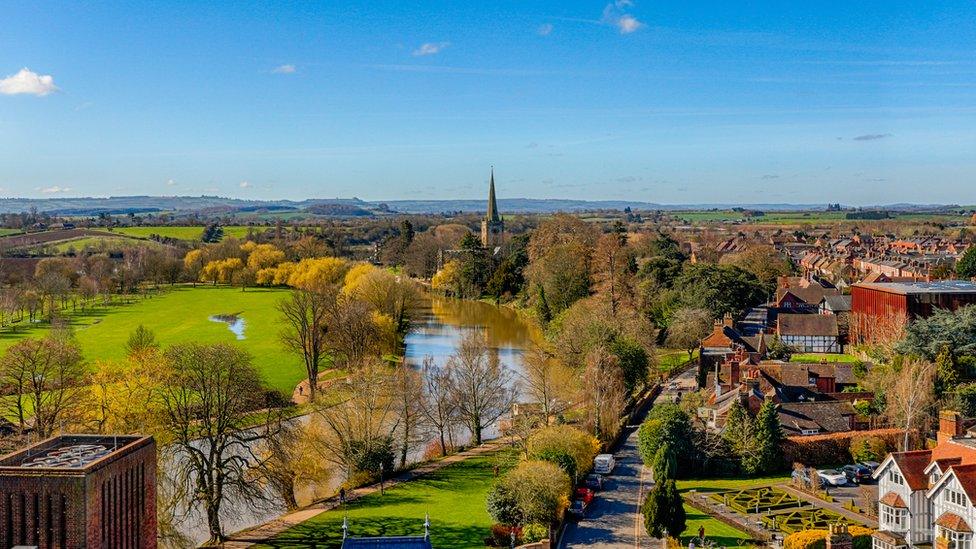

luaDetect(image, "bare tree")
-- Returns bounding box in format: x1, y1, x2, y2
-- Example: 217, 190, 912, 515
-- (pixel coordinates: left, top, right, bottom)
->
447, 331, 516, 445
520, 345, 574, 423
420, 356, 459, 457
249, 417, 330, 511
278, 287, 334, 401
324, 293, 383, 368
884, 358, 937, 450
0, 331, 86, 438
390, 364, 428, 469
157, 342, 272, 546
311, 360, 397, 476
581, 345, 627, 441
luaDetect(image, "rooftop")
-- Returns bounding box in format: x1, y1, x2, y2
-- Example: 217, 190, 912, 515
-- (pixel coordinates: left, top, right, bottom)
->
853, 280, 976, 295
0, 434, 150, 472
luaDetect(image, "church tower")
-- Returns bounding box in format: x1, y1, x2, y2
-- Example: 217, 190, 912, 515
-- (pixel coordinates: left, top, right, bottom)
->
481, 168, 504, 249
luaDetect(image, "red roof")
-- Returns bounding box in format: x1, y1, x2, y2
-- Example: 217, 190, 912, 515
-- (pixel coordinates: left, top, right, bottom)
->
880, 492, 908, 508
948, 464, 976, 505
936, 512, 973, 533
892, 450, 934, 491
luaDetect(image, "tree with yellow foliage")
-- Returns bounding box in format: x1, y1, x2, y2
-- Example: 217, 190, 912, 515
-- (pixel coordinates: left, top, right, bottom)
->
431, 260, 463, 296
246, 243, 286, 271
287, 257, 348, 291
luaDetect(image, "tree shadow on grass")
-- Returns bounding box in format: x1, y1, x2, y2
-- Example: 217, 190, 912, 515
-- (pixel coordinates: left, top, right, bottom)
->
263, 517, 486, 549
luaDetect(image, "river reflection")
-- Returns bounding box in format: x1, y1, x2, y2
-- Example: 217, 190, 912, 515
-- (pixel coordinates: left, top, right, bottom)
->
177, 297, 538, 545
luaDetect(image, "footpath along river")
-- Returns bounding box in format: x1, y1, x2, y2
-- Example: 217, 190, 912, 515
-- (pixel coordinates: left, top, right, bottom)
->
174, 297, 538, 545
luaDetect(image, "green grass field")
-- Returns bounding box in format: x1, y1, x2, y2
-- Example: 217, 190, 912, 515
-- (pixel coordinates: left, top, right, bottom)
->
49, 235, 163, 253
0, 228, 23, 237
256, 450, 518, 548
0, 286, 306, 394
791, 353, 861, 364
110, 225, 258, 241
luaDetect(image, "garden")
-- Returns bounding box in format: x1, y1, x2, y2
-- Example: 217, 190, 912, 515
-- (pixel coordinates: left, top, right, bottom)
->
760, 508, 862, 534
709, 487, 803, 514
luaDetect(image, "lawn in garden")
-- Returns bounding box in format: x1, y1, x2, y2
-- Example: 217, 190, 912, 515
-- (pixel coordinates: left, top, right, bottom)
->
681, 503, 752, 549
0, 286, 306, 394
709, 487, 803, 514
760, 507, 862, 533
790, 353, 861, 364
255, 450, 518, 549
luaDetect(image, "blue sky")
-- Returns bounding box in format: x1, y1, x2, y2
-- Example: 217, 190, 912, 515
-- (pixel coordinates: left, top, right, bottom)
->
2, 1, 976, 205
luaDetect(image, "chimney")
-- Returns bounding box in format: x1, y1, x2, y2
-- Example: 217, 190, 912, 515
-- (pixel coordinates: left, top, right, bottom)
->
723, 313, 734, 327
826, 523, 853, 549
939, 410, 965, 444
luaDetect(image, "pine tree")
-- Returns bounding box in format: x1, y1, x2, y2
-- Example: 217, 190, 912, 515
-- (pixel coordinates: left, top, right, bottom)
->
935, 344, 959, 399
642, 478, 686, 539
652, 442, 677, 482
753, 400, 783, 474
723, 400, 760, 474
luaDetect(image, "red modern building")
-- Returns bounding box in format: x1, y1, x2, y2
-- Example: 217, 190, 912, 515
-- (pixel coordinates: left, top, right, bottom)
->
0, 434, 156, 549
851, 280, 976, 341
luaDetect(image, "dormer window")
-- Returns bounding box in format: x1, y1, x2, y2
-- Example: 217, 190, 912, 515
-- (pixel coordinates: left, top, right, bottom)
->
889, 470, 904, 485
945, 488, 967, 507
933, 472, 942, 485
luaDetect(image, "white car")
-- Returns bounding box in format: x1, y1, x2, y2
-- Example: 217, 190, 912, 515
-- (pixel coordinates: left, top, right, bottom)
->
594, 454, 616, 475
818, 469, 848, 486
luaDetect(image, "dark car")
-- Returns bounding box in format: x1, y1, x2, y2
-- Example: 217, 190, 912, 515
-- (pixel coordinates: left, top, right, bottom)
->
584, 474, 603, 491
843, 464, 873, 484
860, 461, 881, 473
567, 499, 589, 520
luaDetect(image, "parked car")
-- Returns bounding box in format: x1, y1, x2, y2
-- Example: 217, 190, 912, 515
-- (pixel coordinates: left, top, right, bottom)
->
818, 469, 849, 486
594, 454, 616, 475
860, 461, 881, 473
575, 487, 595, 504
567, 498, 589, 520
584, 474, 604, 491
667, 381, 679, 391
842, 464, 873, 484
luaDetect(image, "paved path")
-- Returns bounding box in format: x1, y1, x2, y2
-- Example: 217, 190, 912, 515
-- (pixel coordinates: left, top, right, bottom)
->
560, 369, 696, 548
224, 438, 511, 548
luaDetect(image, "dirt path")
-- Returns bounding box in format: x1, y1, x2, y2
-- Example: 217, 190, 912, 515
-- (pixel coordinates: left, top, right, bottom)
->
224, 437, 512, 547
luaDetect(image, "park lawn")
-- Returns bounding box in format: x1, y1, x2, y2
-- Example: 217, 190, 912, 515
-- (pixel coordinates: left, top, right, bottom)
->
49, 235, 162, 253
0, 228, 23, 237
658, 348, 697, 373
681, 503, 751, 549
0, 286, 307, 394
255, 450, 518, 549
791, 353, 861, 364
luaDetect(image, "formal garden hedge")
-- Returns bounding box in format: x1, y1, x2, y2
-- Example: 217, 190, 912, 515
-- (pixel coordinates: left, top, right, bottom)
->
709, 487, 803, 514
761, 508, 865, 534
781, 428, 903, 467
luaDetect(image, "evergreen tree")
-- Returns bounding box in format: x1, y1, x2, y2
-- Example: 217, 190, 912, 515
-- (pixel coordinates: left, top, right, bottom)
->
753, 400, 783, 474
642, 478, 686, 539
535, 284, 552, 324
723, 400, 761, 474
957, 246, 976, 279
652, 442, 677, 482
936, 345, 959, 399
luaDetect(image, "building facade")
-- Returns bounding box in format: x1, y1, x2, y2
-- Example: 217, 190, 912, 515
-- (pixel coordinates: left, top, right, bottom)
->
0, 434, 156, 549
873, 412, 976, 549
852, 281, 976, 342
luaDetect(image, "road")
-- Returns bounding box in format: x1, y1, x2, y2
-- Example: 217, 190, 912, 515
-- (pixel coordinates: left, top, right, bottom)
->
561, 368, 697, 548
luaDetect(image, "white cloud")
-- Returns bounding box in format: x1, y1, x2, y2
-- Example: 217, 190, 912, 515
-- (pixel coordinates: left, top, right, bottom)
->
272, 64, 296, 74
166, 179, 177, 186
239, 181, 252, 189
602, 3, 644, 34
37, 185, 72, 194
412, 42, 450, 56
0, 68, 58, 96
616, 15, 643, 34
538, 23, 554, 36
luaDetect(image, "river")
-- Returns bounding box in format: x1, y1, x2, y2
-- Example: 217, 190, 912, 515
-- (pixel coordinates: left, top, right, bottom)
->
174, 297, 537, 545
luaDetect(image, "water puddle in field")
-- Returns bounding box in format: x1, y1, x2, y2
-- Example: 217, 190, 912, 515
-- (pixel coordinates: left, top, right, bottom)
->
209, 313, 246, 340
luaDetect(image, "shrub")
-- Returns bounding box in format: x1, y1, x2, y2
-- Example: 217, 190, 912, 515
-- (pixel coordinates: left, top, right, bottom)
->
849, 435, 889, 463
489, 524, 522, 546
522, 523, 549, 544
534, 448, 577, 479
784, 526, 875, 549
526, 425, 600, 477
782, 428, 902, 467
487, 460, 571, 525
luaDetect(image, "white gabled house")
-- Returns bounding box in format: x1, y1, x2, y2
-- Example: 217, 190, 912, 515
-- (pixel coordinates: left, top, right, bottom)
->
873, 412, 976, 549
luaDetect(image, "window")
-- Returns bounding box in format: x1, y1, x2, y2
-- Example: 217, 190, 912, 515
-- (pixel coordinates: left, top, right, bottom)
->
940, 527, 972, 549
881, 504, 907, 530
932, 472, 942, 485
874, 537, 895, 549
889, 470, 904, 485
945, 488, 967, 507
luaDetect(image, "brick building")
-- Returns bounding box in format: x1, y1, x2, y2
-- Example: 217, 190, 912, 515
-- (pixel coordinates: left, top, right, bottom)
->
851, 281, 976, 341
0, 434, 156, 549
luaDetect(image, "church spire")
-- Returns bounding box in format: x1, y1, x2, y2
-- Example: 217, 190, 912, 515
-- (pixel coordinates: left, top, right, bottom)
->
486, 167, 500, 222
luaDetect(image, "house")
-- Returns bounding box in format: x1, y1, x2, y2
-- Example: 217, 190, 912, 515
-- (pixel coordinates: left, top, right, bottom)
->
777, 401, 859, 436
777, 313, 842, 353
873, 411, 976, 549
819, 295, 852, 316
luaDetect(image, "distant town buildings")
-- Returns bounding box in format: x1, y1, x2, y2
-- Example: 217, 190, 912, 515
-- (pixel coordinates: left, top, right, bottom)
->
0, 434, 157, 549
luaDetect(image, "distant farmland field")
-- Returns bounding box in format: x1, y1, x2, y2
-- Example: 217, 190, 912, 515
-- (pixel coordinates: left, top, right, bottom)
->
111, 225, 259, 241
0, 286, 306, 394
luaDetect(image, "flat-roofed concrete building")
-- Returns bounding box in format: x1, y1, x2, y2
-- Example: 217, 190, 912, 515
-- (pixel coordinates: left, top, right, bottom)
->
0, 434, 156, 549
